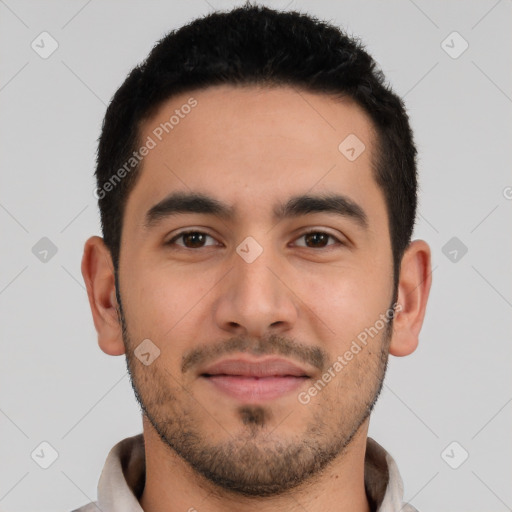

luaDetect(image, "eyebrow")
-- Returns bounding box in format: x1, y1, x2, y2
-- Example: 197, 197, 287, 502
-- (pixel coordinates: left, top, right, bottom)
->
144, 191, 368, 230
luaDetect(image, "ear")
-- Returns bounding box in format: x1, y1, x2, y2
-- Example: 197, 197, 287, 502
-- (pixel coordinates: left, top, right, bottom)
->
81, 236, 126, 356
389, 239, 432, 357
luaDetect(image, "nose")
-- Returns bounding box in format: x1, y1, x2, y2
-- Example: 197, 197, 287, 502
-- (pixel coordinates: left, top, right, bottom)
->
212, 243, 298, 338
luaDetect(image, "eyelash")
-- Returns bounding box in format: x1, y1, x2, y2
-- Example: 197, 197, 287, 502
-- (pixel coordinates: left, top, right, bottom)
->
166, 229, 343, 250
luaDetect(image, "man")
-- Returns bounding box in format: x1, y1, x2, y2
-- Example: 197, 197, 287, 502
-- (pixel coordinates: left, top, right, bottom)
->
79, 3, 431, 511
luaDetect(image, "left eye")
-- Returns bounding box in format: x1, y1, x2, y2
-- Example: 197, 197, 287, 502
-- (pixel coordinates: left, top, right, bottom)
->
166, 230, 341, 249
293, 231, 340, 248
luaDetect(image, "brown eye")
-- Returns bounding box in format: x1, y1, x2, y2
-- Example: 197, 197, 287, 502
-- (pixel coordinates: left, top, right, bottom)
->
295, 231, 340, 249
167, 231, 217, 249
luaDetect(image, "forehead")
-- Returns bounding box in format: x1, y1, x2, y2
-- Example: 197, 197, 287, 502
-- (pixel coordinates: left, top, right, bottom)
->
125, 85, 383, 229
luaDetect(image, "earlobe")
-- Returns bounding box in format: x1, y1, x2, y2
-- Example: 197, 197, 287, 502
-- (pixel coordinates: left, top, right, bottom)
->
389, 239, 432, 357
81, 236, 126, 356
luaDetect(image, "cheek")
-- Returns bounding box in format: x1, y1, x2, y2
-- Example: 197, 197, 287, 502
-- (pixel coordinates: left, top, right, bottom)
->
303, 260, 391, 337
122, 264, 216, 339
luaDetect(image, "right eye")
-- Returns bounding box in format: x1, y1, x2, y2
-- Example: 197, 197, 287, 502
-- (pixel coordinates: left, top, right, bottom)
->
165, 230, 220, 249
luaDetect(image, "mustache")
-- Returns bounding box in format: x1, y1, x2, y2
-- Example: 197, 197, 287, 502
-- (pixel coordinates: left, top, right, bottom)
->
181, 333, 327, 374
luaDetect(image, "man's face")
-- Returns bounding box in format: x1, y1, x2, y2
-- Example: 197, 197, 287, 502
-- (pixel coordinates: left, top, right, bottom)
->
117, 85, 395, 496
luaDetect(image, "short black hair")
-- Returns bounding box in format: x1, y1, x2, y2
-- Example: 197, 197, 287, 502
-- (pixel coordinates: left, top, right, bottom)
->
95, 2, 417, 293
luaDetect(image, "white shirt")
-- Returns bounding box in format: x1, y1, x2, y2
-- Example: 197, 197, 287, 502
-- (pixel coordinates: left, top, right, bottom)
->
72, 434, 418, 512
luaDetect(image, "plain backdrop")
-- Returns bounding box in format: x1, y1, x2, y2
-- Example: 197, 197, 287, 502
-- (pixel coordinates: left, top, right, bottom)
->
0, 1, 511, 511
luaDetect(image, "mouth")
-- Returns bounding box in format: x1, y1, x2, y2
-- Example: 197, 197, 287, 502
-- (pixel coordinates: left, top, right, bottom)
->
199, 357, 311, 403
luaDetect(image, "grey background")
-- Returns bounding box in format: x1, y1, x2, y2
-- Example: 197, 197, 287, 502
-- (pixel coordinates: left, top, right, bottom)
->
1, 1, 511, 511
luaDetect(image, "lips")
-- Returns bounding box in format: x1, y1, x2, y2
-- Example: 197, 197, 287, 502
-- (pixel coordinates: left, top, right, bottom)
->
200, 357, 311, 378
199, 357, 311, 402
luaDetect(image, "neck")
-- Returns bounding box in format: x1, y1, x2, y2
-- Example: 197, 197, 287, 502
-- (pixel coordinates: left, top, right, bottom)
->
139, 416, 371, 512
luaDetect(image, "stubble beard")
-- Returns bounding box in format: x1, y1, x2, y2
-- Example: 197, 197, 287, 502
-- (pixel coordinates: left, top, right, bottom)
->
115, 281, 392, 497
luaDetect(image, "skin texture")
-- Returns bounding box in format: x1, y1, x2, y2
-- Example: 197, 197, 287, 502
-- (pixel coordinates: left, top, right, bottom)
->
82, 85, 432, 512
